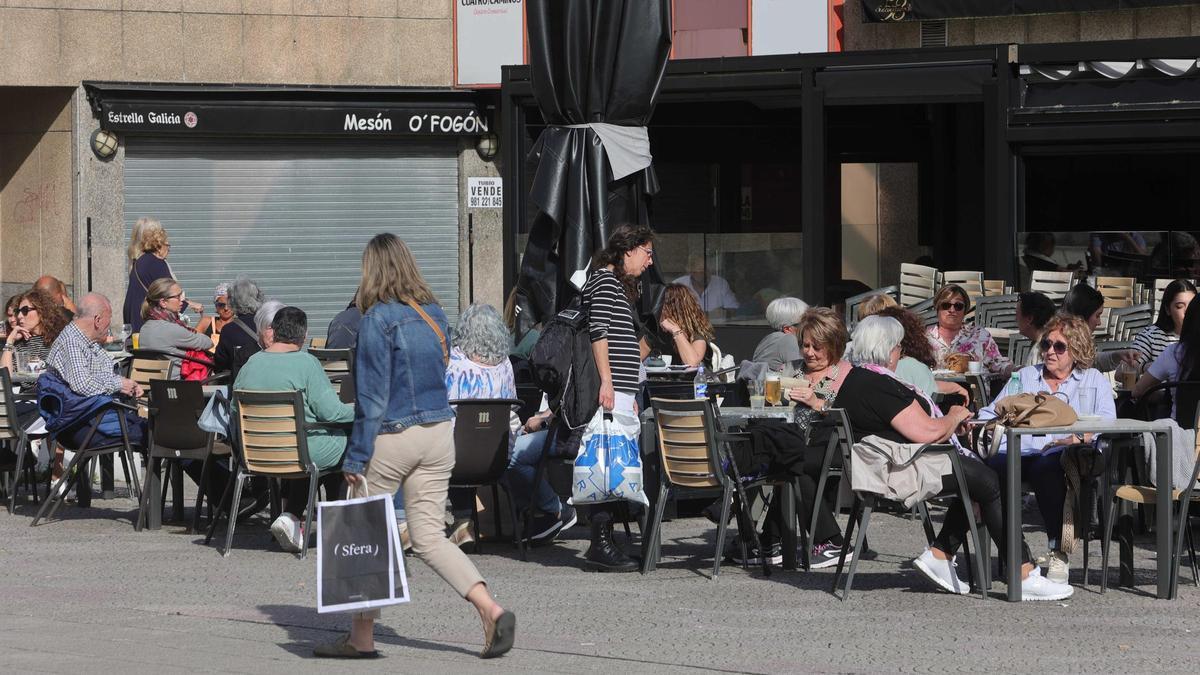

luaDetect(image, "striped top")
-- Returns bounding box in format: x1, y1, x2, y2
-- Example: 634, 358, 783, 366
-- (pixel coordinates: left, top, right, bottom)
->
1132, 324, 1177, 364
12, 335, 48, 392
583, 268, 641, 394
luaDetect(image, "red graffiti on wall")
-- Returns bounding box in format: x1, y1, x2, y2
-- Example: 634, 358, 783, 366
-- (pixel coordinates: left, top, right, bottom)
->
12, 181, 57, 227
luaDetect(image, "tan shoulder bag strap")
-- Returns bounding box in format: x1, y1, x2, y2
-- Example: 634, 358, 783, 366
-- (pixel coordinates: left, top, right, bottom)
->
406, 300, 449, 365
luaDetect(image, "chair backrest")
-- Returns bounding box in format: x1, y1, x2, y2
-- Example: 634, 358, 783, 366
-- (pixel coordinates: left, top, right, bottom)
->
982, 279, 1006, 296
232, 389, 311, 476
1009, 334, 1033, 366
910, 297, 938, 327
844, 285, 898, 330
974, 293, 1018, 329
0, 368, 21, 442
309, 337, 327, 349
309, 347, 353, 394
1029, 270, 1075, 301
899, 264, 938, 307
1108, 304, 1152, 341
129, 355, 172, 390
449, 398, 521, 486
939, 271, 984, 299
148, 380, 211, 451
651, 397, 722, 489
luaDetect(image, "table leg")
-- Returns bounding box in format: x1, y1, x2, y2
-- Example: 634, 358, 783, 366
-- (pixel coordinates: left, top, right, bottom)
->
100, 454, 115, 499
171, 462, 185, 522
1155, 431, 1173, 599
147, 457, 162, 531
77, 457, 93, 508
639, 416, 659, 571
1006, 430, 1022, 602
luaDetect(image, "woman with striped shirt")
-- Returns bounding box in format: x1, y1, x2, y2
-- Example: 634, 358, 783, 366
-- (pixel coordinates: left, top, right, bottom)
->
581, 224, 655, 572
1132, 279, 1196, 364
1, 289, 68, 392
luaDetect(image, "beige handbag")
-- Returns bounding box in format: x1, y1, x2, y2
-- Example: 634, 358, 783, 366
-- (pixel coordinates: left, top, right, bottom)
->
971, 392, 1078, 459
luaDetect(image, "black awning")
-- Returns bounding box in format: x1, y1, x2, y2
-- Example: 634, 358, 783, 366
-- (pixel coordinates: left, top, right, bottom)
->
84, 82, 492, 137
817, 63, 994, 104
862, 0, 1194, 22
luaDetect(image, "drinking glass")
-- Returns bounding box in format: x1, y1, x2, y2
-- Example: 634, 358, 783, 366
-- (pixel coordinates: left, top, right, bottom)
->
748, 380, 765, 410
15, 350, 28, 373
764, 374, 782, 406
118, 323, 133, 343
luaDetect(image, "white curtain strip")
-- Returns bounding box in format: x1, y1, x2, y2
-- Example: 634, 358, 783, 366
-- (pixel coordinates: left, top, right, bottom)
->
1023, 58, 1199, 81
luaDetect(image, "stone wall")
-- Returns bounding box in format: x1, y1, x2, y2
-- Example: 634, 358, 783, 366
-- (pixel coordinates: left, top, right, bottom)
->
0, 0, 452, 88
0, 87, 76, 300
843, 3, 1200, 50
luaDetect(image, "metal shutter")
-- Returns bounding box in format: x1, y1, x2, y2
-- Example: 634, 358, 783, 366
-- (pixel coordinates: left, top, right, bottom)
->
123, 137, 460, 337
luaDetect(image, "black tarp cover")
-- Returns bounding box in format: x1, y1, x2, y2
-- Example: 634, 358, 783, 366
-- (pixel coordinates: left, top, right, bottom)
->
514, 0, 671, 335
862, 0, 1193, 22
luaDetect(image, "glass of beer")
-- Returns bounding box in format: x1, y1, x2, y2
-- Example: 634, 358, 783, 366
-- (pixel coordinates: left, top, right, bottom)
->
765, 373, 782, 406
1116, 360, 1139, 390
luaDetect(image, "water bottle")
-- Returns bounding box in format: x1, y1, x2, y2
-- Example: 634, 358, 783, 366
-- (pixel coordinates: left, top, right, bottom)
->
1006, 371, 1022, 397
693, 364, 708, 400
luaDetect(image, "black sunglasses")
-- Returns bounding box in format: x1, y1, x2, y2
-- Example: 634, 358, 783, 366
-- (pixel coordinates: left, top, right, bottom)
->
1039, 339, 1069, 355
939, 301, 966, 312
16, 306, 36, 316
214, 302, 228, 309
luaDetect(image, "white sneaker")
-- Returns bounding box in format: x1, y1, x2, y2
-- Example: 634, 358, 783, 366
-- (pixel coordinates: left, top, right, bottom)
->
913, 548, 968, 595
270, 513, 304, 553
1021, 566, 1074, 601
1045, 550, 1069, 585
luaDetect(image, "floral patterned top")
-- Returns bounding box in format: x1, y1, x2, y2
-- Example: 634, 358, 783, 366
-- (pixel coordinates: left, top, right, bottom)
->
925, 324, 1011, 374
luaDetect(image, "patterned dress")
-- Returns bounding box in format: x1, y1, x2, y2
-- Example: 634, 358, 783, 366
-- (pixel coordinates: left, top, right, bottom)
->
925, 324, 1011, 374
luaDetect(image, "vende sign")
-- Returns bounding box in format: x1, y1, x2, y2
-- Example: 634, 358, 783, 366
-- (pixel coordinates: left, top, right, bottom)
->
455, 0, 526, 88
468, 177, 502, 209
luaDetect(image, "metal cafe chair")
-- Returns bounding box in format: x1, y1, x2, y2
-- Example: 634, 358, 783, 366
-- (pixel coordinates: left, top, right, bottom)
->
309, 347, 354, 397
1103, 383, 1200, 595
448, 398, 524, 555
844, 285, 898, 331
643, 397, 796, 579
899, 263, 938, 308
211, 390, 340, 559
830, 412, 989, 601
2, 367, 45, 514
135, 380, 219, 533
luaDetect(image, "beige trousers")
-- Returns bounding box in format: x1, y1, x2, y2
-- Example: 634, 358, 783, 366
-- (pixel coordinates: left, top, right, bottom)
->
352, 420, 485, 620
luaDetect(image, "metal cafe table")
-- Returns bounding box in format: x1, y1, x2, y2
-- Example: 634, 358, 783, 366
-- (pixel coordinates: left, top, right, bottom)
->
1001, 418, 1177, 601
638, 402, 799, 571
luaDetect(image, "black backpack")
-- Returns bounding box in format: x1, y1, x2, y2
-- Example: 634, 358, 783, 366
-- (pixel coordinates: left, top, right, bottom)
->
529, 303, 600, 430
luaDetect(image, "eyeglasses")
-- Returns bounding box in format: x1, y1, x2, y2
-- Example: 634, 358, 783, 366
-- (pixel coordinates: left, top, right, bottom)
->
164, 293, 182, 300
16, 306, 36, 316
637, 245, 654, 256
1039, 339, 1069, 355
214, 302, 228, 309
939, 302, 966, 312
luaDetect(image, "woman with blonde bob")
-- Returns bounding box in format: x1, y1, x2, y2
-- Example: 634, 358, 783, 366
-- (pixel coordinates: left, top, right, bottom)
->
123, 217, 179, 330
978, 313, 1115, 586
659, 283, 715, 367
320, 233, 513, 660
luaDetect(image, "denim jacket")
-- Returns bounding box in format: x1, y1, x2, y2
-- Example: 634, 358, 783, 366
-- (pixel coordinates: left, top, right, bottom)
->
343, 300, 455, 475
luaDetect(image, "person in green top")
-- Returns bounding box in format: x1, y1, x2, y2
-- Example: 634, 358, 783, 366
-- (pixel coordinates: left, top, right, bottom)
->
234, 305, 355, 552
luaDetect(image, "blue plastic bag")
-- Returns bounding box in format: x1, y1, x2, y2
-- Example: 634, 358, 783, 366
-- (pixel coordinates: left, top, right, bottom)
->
572, 409, 648, 506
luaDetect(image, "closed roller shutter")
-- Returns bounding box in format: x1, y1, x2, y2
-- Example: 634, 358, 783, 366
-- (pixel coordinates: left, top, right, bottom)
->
123, 137, 460, 337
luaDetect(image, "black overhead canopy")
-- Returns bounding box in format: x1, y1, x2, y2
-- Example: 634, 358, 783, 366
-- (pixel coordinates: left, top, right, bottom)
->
84, 82, 491, 137
861, 0, 1195, 22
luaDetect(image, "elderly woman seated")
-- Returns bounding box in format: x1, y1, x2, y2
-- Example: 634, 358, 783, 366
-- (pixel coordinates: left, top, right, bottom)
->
213, 277, 267, 378
137, 278, 213, 379
234, 305, 354, 553
925, 284, 1012, 375
979, 313, 1115, 586
750, 296, 808, 373
445, 304, 573, 546
848, 315, 1073, 600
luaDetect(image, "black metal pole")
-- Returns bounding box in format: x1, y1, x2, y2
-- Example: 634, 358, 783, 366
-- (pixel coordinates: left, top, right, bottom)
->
468, 212, 475, 305
86, 217, 93, 292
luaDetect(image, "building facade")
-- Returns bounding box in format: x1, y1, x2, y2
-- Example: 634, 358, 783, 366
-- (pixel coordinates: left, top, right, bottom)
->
0, 0, 503, 334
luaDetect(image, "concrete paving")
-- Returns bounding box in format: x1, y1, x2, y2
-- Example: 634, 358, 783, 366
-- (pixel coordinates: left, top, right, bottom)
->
2, 489, 1198, 674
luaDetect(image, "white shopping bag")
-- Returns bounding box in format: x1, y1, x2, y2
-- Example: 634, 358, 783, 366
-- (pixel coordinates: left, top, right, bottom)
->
572, 409, 648, 506
316, 494, 409, 614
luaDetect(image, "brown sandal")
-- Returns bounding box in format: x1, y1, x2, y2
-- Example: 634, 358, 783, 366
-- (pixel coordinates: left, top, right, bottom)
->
479, 611, 516, 659
313, 634, 380, 659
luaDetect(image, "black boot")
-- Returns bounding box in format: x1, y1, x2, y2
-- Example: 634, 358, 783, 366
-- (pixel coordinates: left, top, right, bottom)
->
584, 512, 637, 572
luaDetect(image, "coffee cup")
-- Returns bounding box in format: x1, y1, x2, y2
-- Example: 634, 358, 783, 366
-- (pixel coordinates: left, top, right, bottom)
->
967, 361, 983, 374
661, 355, 673, 367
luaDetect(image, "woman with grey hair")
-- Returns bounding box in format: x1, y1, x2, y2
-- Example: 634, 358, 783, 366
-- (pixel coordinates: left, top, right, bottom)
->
751, 296, 807, 372
841, 316, 1071, 600
214, 277, 268, 377
254, 299, 286, 347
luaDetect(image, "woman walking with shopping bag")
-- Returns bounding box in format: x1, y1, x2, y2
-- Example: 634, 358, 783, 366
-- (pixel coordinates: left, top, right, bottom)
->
314, 233, 514, 659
